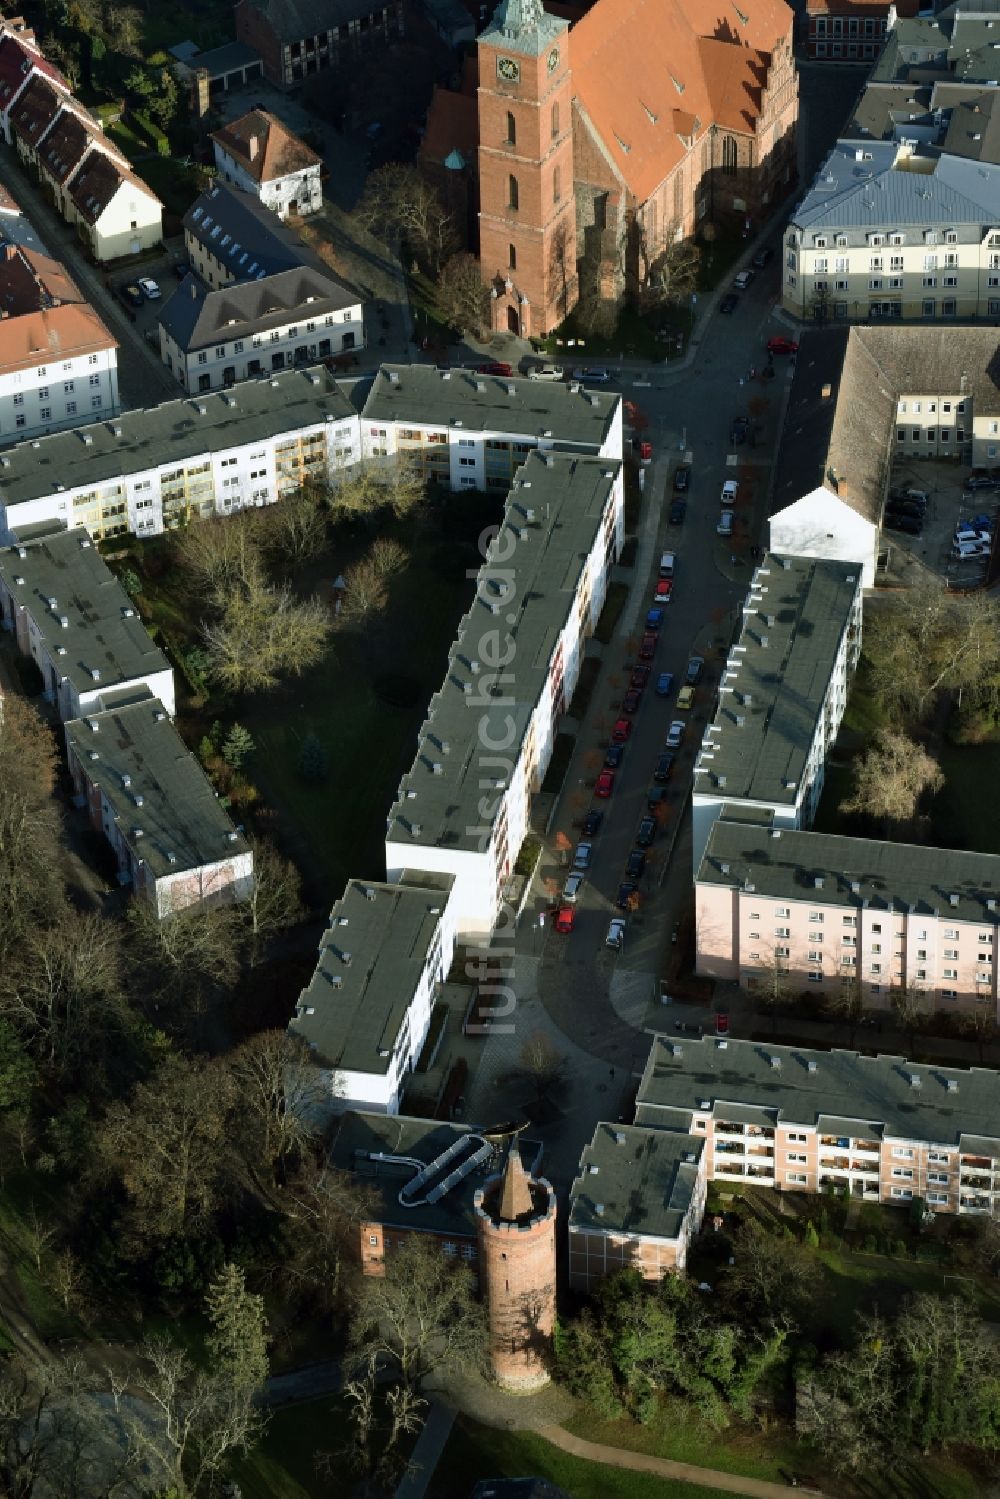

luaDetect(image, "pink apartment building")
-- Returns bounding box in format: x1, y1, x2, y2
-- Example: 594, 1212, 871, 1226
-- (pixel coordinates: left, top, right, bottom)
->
697, 815, 1000, 1021
636, 1035, 1000, 1217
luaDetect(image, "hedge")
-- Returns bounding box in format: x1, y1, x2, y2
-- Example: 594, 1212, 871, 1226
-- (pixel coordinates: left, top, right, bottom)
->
129, 109, 169, 157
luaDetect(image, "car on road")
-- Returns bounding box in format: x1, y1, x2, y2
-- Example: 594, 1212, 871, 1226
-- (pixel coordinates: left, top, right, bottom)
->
639, 631, 658, 660
656, 671, 674, 697
673, 464, 691, 493
752, 247, 774, 268
964, 474, 1000, 491
886, 499, 924, 520
669, 499, 687, 525
647, 786, 669, 812
622, 689, 641, 715
685, 655, 704, 685
717, 511, 734, 537
582, 809, 603, 836
891, 486, 929, 505
666, 720, 685, 748
562, 872, 584, 904
654, 753, 675, 782
527, 362, 563, 381
554, 905, 575, 934
626, 849, 646, 879
636, 816, 656, 848
616, 880, 638, 910
719, 292, 739, 314
477, 361, 513, 377
605, 917, 626, 952
676, 684, 696, 710
767, 335, 798, 355
571, 366, 611, 383
730, 416, 750, 445
121, 282, 144, 307
138, 277, 161, 300
611, 718, 632, 744
653, 579, 673, 604
634, 437, 653, 465
721, 479, 739, 505
604, 743, 624, 768
630, 665, 650, 692
885, 514, 922, 536
573, 842, 593, 870
646, 607, 665, 631
733, 269, 754, 290
715, 1011, 730, 1036
595, 769, 616, 798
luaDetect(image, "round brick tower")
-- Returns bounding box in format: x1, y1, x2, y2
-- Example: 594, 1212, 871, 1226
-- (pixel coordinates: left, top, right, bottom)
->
474, 1140, 557, 1392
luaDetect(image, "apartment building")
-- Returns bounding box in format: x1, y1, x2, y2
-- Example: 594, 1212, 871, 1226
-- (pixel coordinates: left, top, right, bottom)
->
211, 108, 322, 219
0, 233, 119, 445
0, 22, 68, 145
0, 529, 174, 721
568, 1124, 706, 1290
636, 1035, 1000, 1216
782, 139, 1000, 324
289, 877, 458, 1113
0, 364, 359, 543
385, 450, 624, 938
159, 184, 362, 389
691, 553, 863, 872
361, 364, 624, 492
234, 0, 404, 89
697, 815, 1000, 1019
65, 695, 252, 917
802, 0, 891, 62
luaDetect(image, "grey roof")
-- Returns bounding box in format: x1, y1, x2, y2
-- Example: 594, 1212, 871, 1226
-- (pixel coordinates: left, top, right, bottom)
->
290, 879, 454, 1074
386, 451, 621, 855
65, 696, 248, 881
569, 1122, 703, 1241
239, 0, 385, 41
943, 90, 1000, 161
871, 20, 949, 84
848, 82, 934, 141
184, 182, 327, 282
362, 363, 618, 447
188, 41, 261, 77
158, 266, 357, 354
0, 365, 356, 514
790, 138, 1000, 234
636, 1035, 1000, 1154
328, 1110, 544, 1238
0, 529, 170, 699
692, 554, 861, 808
771, 326, 851, 517
699, 817, 1000, 925
479, 0, 565, 56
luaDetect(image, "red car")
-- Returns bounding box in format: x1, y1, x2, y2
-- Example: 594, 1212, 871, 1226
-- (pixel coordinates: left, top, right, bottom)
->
630, 665, 650, 692
477, 361, 513, 376
634, 438, 653, 465
622, 690, 641, 715
555, 905, 576, 934
767, 336, 798, 356
639, 631, 658, 661
595, 770, 616, 798
715, 1011, 730, 1036
654, 579, 673, 604
611, 717, 632, 743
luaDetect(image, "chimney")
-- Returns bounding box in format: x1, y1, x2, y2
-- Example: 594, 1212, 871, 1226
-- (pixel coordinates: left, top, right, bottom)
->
249, 134, 259, 161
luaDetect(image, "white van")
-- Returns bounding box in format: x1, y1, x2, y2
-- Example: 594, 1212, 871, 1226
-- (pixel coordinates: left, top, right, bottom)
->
659, 552, 676, 578
721, 479, 739, 506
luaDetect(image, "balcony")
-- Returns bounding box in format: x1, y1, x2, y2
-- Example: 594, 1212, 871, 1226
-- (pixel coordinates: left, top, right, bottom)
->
715, 1142, 744, 1155
716, 1123, 746, 1137
746, 1145, 775, 1161
715, 1161, 746, 1177
820, 1156, 877, 1175
746, 1165, 775, 1180
960, 1173, 994, 1190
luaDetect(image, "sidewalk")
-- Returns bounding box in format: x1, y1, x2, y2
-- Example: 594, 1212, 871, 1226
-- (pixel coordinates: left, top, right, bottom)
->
394, 1403, 456, 1499
538, 1426, 824, 1498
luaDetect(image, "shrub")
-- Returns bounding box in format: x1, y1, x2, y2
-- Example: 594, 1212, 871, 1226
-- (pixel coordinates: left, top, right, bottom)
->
119, 566, 143, 598
130, 109, 169, 156
804, 1220, 820, 1249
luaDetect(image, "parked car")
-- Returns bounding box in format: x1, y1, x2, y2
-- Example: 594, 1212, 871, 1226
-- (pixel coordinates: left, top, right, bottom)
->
646, 607, 665, 631
970, 513, 994, 530
953, 539, 990, 559
477, 361, 513, 377
562, 872, 584, 904
582, 809, 603, 836
611, 718, 632, 744
666, 720, 685, 748
673, 464, 691, 493
654, 753, 675, 782
554, 905, 575, 934
954, 528, 991, 545
964, 474, 1000, 491
634, 438, 653, 464
639, 631, 658, 660
733, 269, 754, 290
626, 849, 646, 880
606, 917, 626, 952
719, 292, 739, 314
676, 684, 695, 710
653, 579, 673, 604
669, 500, 687, 525
138, 277, 161, 300
121, 282, 144, 307
604, 744, 624, 768
766, 335, 798, 355
730, 416, 750, 445
686, 655, 704, 685
752, 246, 774, 268
622, 689, 641, 715
636, 816, 656, 848
595, 769, 616, 798
885, 514, 922, 536
717, 511, 734, 537
715, 1011, 730, 1036
886, 500, 924, 520
721, 479, 739, 505
571, 366, 611, 383
630, 665, 650, 692
527, 362, 563, 381
656, 671, 674, 697
573, 842, 593, 871
898, 486, 929, 504
646, 786, 669, 812
615, 882, 637, 911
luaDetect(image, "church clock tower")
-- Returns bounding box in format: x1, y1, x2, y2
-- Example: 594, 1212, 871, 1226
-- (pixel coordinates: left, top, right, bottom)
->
477, 0, 577, 338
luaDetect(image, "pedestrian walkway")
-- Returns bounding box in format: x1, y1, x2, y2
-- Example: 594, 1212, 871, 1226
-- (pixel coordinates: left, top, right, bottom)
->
538, 1426, 824, 1497
394, 1402, 456, 1499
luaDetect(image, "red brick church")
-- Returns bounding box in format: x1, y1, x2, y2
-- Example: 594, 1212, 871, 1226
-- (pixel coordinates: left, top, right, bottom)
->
422, 0, 798, 337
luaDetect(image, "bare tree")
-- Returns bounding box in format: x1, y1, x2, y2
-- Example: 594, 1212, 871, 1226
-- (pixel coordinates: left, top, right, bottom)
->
43, 1245, 86, 1316
631, 221, 700, 313
277, 1163, 377, 1321
840, 728, 944, 830
517, 1030, 568, 1107
824, 968, 867, 1048
436, 252, 491, 336
0, 910, 123, 1078
202, 577, 334, 694
327, 459, 425, 526
370, 536, 410, 579
889, 974, 929, 1055
126, 897, 242, 1016
742, 940, 799, 1033
865, 590, 1000, 722
172, 511, 266, 595
960, 1004, 997, 1064
339, 556, 388, 627
354, 164, 457, 275
261, 488, 329, 564
0, 696, 63, 947
227, 1030, 327, 1184
239, 839, 304, 967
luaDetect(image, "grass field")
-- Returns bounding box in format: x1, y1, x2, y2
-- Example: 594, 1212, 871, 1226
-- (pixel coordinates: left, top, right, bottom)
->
931, 736, 1000, 856
229, 1398, 351, 1499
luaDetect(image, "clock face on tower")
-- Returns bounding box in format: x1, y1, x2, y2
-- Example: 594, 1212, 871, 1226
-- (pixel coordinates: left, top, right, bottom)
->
547, 46, 559, 72
496, 55, 520, 82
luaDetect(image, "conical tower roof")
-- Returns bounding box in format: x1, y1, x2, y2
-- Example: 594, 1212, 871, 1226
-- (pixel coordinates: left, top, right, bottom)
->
496, 1140, 534, 1221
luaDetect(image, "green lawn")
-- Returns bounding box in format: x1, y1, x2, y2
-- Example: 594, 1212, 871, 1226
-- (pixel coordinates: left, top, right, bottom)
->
230, 1398, 351, 1499
434, 1417, 739, 1499
563, 1402, 805, 1486
816, 1246, 1000, 1328
931, 736, 1000, 856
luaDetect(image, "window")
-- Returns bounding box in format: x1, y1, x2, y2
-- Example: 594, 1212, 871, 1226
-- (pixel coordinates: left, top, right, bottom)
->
942, 968, 958, 980
892, 1147, 913, 1160
91, 396, 102, 409
929, 1150, 950, 1163
941, 988, 958, 999
553, 166, 561, 204
40, 407, 50, 420
787, 1152, 807, 1164
37, 387, 48, 400
890, 255, 903, 271
508, 242, 516, 270
722, 135, 738, 174
88, 354, 98, 365
928, 1171, 949, 1185
774, 927, 790, 938
897, 428, 906, 443
922, 277, 937, 289
459, 457, 475, 467
809, 912, 824, 923
197, 352, 208, 365
808, 950, 823, 962
808, 972, 823, 983
234, 340, 244, 354
869, 256, 882, 271
551, 101, 559, 137
63, 381, 73, 393
66, 401, 76, 415
88, 374, 100, 387
787, 1131, 808, 1144
943, 948, 958, 960
215, 345, 225, 358
815, 257, 829, 273
505, 110, 515, 145
891, 1187, 913, 1200
12, 394, 22, 407
508, 174, 519, 210
368, 1234, 378, 1246
15, 414, 24, 428
843, 915, 856, 926
891, 1167, 913, 1180
787, 1172, 808, 1185
927, 1191, 948, 1205
944, 928, 958, 939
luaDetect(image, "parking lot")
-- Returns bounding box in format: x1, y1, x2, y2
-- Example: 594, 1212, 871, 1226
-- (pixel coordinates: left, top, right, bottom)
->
884, 458, 998, 587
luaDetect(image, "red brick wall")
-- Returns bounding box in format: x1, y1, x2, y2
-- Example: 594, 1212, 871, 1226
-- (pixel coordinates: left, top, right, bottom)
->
476, 1196, 556, 1390
234, 0, 286, 87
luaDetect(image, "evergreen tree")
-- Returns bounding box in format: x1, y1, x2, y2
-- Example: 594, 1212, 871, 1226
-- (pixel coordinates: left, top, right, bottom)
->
222, 724, 255, 771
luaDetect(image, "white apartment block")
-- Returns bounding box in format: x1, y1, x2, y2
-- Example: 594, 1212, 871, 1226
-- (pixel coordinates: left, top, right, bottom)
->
636, 1036, 1000, 1217
65, 695, 253, 918
361, 364, 624, 492
697, 817, 1000, 1020
289, 877, 458, 1114
0, 529, 175, 721
0, 365, 360, 543
783, 140, 1000, 325
385, 450, 624, 938
691, 554, 863, 873
211, 109, 323, 219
